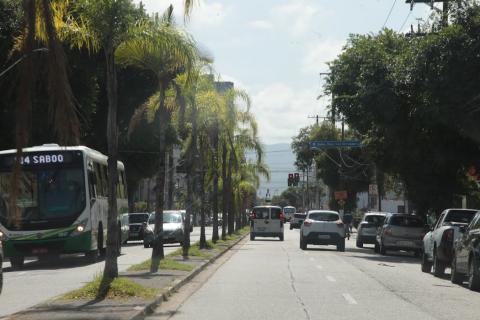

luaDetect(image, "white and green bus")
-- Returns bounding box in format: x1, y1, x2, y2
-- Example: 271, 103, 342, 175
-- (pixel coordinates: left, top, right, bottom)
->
0, 144, 128, 269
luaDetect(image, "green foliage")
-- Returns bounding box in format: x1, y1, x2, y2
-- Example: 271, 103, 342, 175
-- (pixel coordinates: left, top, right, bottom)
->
326, 5, 480, 214
62, 275, 157, 300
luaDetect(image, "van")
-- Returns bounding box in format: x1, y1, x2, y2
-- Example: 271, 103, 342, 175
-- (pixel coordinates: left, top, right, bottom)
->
283, 206, 296, 222
250, 206, 284, 241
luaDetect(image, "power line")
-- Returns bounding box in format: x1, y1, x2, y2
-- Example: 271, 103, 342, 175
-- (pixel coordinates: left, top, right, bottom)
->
399, 9, 412, 32
382, 0, 398, 29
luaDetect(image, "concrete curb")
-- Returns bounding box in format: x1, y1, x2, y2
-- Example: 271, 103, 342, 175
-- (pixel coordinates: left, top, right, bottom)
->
129, 232, 249, 320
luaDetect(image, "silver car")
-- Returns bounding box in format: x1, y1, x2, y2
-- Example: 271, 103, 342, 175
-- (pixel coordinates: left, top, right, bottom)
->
143, 211, 185, 248
290, 212, 307, 229
356, 212, 387, 248
375, 214, 425, 256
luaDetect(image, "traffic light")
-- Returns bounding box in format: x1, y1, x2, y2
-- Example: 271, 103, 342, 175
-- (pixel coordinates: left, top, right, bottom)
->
294, 173, 300, 186
288, 173, 294, 186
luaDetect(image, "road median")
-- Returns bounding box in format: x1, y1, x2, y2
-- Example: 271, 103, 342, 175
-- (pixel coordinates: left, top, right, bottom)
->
7, 228, 250, 320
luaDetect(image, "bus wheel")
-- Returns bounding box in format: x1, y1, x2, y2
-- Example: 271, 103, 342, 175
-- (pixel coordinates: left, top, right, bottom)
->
10, 256, 25, 270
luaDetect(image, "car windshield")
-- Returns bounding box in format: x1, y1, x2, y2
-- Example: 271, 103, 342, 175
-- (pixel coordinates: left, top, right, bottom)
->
148, 212, 182, 224
365, 215, 385, 226
390, 216, 423, 228
444, 210, 477, 224
308, 212, 339, 221
294, 213, 306, 218
253, 207, 269, 219
0, 154, 86, 230
283, 207, 295, 214
129, 214, 149, 224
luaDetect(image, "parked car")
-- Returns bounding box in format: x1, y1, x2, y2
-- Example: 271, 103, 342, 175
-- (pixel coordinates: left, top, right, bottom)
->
282, 206, 296, 222
422, 209, 478, 276
179, 210, 194, 232
451, 211, 480, 290
120, 213, 129, 245
143, 211, 185, 248
290, 212, 307, 229
375, 214, 425, 256
250, 206, 284, 241
127, 212, 150, 242
356, 212, 387, 248
300, 210, 345, 251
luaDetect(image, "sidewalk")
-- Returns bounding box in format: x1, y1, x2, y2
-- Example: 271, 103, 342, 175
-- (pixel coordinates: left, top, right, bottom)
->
7, 232, 249, 320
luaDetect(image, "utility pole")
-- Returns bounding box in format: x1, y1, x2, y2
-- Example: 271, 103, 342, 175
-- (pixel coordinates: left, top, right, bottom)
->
308, 115, 329, 126
405, 0, 449, 27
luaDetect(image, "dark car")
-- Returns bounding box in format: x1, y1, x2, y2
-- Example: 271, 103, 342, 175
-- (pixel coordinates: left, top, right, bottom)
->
290, 213, 307, 229
451, 211, 480, 290
127, 213, 150, 242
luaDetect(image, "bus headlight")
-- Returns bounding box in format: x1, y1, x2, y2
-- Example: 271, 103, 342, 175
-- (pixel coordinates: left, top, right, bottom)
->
76, 225, 85, 233
0, 230, 7, 241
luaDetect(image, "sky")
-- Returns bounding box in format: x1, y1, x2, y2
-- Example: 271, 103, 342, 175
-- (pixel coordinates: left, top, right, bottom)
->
136, 0, 431, 145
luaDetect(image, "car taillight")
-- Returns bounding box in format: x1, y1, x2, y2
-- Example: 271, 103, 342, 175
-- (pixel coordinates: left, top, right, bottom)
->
303, 219, 313, 227
280, 213, 285, 221
443, 229, 454, 242
384, 227, 392, 236
250, 213, 256, 220
336, 220, 344, 228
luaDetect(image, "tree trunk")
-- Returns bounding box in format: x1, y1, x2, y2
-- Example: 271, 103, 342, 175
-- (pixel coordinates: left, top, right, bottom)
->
211, 124, 219, 242
199, 147, 206, 249
103, 46, 119, 279
150, 88, 169, 273
221, 142, 228, 240
167, 149, 175, 209
227, 154, 234, 235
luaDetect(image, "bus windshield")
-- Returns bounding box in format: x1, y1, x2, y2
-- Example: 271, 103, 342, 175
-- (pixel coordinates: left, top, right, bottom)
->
0, 151, 86, 230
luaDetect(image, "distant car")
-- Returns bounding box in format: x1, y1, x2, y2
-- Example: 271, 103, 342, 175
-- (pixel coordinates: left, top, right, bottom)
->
356, 212, 387, 248
250, 206, 284, 241
290, 212, 307, 229
300, 210, 345, 251
283, 206, 296, 222
143, 211, 185, 248
451, 211, 480, 290
179, 210, 194, 232
127, 213, 150, 242
375, 214, 425, 256
422, 209, 477, 276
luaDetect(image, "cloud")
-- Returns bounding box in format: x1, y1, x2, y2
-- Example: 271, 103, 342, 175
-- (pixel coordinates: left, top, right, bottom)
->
136, 0, 231, 28
249, 20, 274, 30
302, 39, 344, 74
272, 0, 319, 38
251, 83, 328, 144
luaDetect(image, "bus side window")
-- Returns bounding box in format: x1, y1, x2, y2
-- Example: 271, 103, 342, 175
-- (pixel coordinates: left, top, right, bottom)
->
94, 163, 103, 197
101, 165, 108, 196
88, 170, 96, 199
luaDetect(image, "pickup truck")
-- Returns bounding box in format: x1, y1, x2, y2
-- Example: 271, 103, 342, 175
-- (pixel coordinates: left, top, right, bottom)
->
421, 208, 478, 277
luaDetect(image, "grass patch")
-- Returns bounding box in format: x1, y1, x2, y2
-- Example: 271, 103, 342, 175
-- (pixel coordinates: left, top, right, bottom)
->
62, 276, 157, 300
127, 258, 194, 272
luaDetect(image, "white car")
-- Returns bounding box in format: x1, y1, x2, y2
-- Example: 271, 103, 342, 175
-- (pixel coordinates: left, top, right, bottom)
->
422, 208, 478, 276
250, 206, 284, 241
300, 210, 346, 251
356, 212, 387, 248
143, 211, 185, 248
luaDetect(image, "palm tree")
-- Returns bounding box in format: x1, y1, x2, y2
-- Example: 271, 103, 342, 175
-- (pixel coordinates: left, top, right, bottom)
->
77, 0, 144, 279
9, 0, 91, 225
116, 13, 199, 272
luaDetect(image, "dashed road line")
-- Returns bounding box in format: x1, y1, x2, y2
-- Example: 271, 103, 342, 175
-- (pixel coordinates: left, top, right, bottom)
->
342, 293, 358, 305
309, 257, 315, 261
316, 265, 323, 270
326, 275, 336, 282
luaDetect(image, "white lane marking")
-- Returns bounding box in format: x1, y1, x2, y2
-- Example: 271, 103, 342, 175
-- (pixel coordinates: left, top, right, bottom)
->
309, 257, 315, 261
17, 272, 26, 276
316, 265, 323, 270
304, 251, 309, 255
326, 275, 336, 282
342, 293, 358, 305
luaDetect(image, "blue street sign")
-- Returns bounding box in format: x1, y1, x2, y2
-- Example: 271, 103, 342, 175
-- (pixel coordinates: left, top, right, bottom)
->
310, 140, 361, 149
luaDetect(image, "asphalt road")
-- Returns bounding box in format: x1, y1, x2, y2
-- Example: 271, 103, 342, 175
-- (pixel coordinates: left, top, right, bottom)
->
0, 227, 214, 319
148, 226, 480, 320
